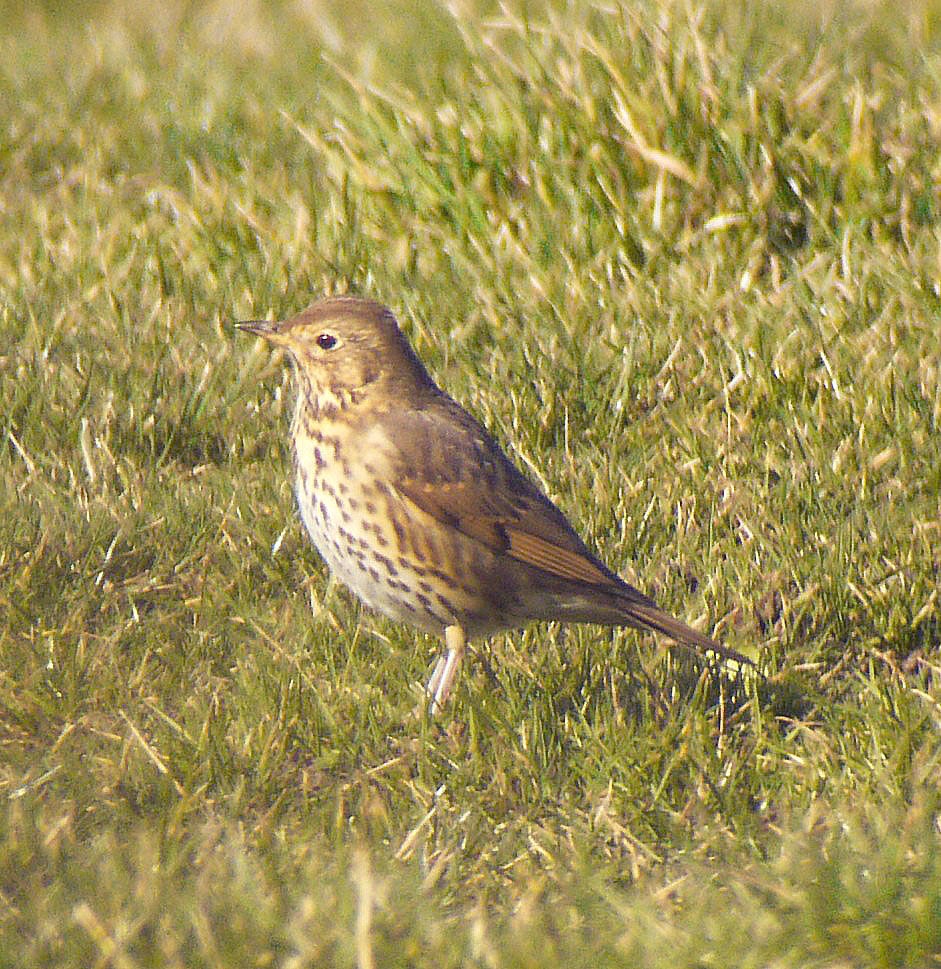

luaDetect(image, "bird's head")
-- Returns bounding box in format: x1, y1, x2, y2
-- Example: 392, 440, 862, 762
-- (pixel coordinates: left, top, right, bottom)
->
238, 296, 437, 409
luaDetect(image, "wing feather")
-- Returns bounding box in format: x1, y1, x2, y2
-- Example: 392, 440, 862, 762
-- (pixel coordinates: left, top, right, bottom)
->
387, 402, 618, 586
504, 529, 608, 583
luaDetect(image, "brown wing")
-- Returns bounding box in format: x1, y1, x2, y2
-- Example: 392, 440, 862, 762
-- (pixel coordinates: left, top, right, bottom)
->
387, 399, 618, 588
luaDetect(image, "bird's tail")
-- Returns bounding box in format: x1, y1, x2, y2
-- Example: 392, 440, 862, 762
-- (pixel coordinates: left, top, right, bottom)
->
626, 600, 750, 667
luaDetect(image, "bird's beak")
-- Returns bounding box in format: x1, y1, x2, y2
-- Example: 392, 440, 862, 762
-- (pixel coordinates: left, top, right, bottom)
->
235, 319, 288, 345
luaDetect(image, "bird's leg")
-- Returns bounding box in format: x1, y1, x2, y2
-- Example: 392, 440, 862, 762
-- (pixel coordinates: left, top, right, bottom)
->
425, 653, 448, 701
426, 624, 465, 716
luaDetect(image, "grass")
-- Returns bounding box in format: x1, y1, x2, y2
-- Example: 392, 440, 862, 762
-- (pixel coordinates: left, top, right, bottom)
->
1, 0, 940, 964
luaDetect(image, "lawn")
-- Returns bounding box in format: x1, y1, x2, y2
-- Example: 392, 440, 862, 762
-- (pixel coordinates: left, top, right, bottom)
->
1, 0, 940, 965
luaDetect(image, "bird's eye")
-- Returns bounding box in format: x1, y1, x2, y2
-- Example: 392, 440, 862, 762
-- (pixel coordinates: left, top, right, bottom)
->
315, 332, 338, 351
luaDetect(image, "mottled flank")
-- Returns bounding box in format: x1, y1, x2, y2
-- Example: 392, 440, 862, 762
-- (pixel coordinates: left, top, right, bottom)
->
238, 296, 749, 713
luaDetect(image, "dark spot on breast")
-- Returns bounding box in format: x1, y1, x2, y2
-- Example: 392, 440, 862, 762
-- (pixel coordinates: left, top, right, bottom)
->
422, 531, 441, 568
375, 555, 397, 576
400, 557, 425, 577
432, 569, 460, 591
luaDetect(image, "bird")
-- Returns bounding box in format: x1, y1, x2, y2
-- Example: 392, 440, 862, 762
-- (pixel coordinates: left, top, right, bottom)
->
237, 296, 748, 715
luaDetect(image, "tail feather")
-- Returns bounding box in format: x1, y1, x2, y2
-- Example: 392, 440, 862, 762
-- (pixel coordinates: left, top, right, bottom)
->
627, 601, 751, 667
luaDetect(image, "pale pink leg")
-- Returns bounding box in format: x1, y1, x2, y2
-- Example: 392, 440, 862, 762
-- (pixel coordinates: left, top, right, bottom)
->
425, 654, 448, 701
426, 625, 465, 716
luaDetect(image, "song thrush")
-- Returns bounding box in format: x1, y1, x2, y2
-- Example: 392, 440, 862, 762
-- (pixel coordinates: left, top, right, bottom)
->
238, 296, 747, 714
